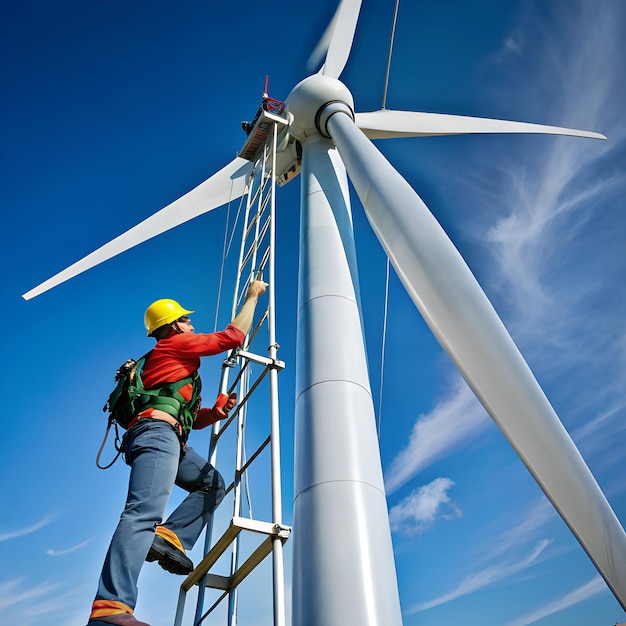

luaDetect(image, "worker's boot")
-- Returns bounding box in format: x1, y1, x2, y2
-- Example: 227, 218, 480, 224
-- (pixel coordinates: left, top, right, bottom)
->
146, 526, 193, 575
87, 614, 150, 626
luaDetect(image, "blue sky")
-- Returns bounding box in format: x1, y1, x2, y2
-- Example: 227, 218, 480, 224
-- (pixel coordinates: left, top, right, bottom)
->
2, 1, 625, 625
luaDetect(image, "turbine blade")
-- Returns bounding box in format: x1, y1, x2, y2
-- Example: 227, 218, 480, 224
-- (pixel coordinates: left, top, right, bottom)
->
22, 157, 252, 300
321, 0, 362, 79
355, 109, 606, 140
306, 6, 337, 73
324, 111, 626, 610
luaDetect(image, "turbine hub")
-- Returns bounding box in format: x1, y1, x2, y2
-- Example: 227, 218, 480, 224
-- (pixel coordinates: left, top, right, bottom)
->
285, 74, 354, 141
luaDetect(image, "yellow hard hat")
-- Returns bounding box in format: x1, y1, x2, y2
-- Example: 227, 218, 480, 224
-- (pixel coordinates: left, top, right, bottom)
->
144, 299, 194, 336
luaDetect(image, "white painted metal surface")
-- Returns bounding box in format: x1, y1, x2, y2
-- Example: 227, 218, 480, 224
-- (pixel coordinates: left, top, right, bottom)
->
355, 109, 607, 140
326, 107, 626, 610
292, 137, 403, 626
22, 157, 252, 301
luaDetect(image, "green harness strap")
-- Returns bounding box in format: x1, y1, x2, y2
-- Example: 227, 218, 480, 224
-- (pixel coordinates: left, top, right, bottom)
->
131, 362, 202, 437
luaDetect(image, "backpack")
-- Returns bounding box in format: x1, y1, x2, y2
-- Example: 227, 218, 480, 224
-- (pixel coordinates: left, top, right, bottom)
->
104, 354, 151, 430
96, 353, 151, 469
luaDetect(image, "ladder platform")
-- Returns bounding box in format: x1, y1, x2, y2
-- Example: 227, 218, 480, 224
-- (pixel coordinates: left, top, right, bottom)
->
239, 108, 289, 163
182, 516, 291, 592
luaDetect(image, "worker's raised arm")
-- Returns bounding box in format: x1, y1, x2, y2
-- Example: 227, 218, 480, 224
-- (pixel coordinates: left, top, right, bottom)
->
230, 280, 268, 335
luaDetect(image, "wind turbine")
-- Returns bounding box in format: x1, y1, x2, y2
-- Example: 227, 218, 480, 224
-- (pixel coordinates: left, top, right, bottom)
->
22, 1, 626, 624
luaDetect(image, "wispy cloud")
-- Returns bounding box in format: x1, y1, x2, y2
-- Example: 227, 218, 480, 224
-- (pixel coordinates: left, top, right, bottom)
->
477, 498, 555, 564
0, 577, 91, 626
389, 477, 460, 535
46, 538, 93, 556
399, 3, 626, 618
505, 575, 606, 626
486, 11, 626, 488
0, 578, 60, 612
384, 377, 488, 494
0, 516, 54, 542
408, 539, 552, 614
404, 498, 557, 613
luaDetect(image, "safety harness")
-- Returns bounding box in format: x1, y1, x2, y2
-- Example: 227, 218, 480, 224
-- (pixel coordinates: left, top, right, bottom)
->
97, 352, 202, 468
132, 365, 202, 437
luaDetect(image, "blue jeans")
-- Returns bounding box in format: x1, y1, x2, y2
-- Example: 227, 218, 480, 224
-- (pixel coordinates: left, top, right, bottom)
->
94, 420, 225, 610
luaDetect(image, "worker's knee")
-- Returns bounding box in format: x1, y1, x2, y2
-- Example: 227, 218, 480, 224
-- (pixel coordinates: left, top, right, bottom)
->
198, 467, 225, 499
212, 471, 225, 507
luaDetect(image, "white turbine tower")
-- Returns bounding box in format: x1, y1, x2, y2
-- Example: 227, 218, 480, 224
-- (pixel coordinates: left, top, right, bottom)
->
22, 0, 626, 623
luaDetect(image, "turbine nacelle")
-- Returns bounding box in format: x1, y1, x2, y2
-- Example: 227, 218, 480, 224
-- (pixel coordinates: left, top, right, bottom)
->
285, 74, 354, 142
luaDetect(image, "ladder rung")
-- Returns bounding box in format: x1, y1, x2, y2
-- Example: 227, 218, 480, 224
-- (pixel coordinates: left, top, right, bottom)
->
195, 538, 282, 623
257, 245, 271, 275
224, 435, 271, 497
240, 240, 260, 273
182, 517, 291, 592
214, 371, 268, 443
203, 573, 230, 591
182, 523, 241, 591
237, 349, 285, 370
214, 365, 271, 442
243, 203, 263, 240
242, 185, 270, 242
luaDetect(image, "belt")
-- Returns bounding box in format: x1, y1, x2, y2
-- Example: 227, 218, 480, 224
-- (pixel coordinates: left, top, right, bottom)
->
126, 409, 183, 437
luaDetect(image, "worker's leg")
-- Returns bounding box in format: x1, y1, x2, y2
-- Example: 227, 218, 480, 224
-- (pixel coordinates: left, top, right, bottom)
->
92, 421, 180, 611
159, 445, 225, 550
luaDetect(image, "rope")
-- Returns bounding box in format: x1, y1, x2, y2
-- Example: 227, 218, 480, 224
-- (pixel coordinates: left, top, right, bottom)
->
382, 0, 401, 110
213, 181, 248, 332
377, 258, 391, 438
96, 420, 123, 469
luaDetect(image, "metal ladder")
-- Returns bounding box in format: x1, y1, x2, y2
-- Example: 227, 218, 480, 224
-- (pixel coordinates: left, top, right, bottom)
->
173, 109, 291, 626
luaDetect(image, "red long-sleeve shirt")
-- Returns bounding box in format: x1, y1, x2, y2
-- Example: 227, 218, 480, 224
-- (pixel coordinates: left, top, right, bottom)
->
139, 325, 245, 428
141, 324, 244, 389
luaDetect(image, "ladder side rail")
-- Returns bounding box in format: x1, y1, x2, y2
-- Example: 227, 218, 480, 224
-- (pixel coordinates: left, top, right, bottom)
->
227, 141, 275, 626
181, 121, 287, 626
227, 148, 272, 626
190, 365, 235, 626
247, 145, 270, 283
240, 210, 271, 271
173, 586, 188, 626
241, 186, 264, 237
192, 168, 258, 626
267, 121, 287, 626
227, 365, 251, 626
240, 183, 271, 258
227, 163, 265, 625
231, 170, 259, 318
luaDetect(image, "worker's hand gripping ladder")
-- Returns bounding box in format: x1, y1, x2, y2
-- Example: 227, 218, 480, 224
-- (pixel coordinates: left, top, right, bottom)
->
174, 112, 290, 626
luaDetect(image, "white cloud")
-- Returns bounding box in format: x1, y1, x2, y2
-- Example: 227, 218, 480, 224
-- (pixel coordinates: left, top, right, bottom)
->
0, 516, 54, 542
408, 539, 552, 614
384, 377, 488, 494
389, 477, 460, 535
505, 575, 606, 626
46, 538, 93, 556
